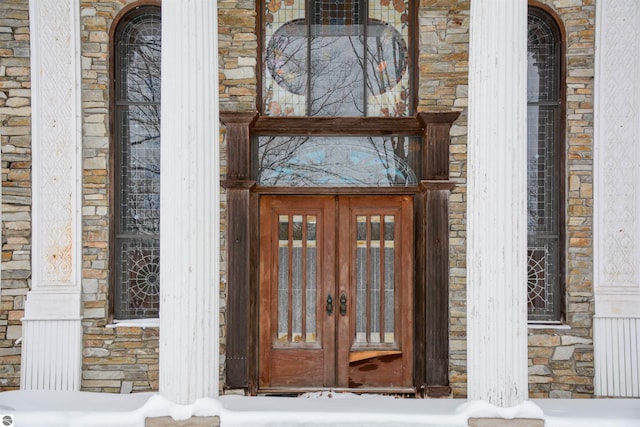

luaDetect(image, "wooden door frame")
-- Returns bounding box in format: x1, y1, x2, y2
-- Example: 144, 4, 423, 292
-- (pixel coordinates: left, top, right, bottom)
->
220, 112, 460, 397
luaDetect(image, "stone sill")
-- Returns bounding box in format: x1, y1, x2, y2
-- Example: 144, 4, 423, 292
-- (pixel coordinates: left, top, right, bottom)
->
146, 417, 220, 427
108, 318, 160, 328
527, 323, 571, 330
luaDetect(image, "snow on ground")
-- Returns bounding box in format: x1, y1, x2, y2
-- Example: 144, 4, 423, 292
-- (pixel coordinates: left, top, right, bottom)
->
0, 390, 638, 427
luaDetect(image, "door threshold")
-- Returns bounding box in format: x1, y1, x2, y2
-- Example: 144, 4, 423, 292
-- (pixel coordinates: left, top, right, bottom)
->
257, 387, 418, 397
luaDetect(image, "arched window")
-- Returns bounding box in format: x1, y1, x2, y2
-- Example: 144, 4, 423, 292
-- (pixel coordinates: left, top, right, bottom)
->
111, 5, 161, 319
527, 6, 564, 322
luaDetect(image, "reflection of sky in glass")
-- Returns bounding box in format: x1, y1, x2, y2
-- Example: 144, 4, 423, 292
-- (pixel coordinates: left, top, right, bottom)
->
527, 52, 540, 102
257, 136, 419, 187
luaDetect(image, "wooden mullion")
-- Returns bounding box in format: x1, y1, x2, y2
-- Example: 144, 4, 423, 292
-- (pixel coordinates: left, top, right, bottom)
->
252, 116, 424, 136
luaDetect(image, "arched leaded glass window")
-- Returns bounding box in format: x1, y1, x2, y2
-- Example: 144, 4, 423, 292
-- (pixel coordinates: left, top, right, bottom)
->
527, 7, 564, 322
112, 5, 161, 319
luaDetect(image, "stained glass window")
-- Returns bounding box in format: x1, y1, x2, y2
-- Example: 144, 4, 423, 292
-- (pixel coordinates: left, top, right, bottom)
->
527, 8, 563, 321
263, 0, 410, 117
113, 6, 161, 319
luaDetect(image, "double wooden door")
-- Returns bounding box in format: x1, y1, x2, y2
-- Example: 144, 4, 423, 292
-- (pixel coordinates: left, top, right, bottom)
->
259, 195, 413, 391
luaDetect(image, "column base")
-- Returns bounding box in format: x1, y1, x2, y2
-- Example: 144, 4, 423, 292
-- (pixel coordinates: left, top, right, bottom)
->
145, 417, 220, 427
468, 418, 544, 427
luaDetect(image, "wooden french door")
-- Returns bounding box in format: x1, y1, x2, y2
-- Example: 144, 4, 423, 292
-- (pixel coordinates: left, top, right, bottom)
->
259, 195, 413, 391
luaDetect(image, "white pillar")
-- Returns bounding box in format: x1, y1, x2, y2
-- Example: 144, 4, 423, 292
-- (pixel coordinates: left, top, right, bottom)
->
159, 0, 221, 404
21, 0, 83, 391
466, 0, 528, 407
593, 0, 640, 397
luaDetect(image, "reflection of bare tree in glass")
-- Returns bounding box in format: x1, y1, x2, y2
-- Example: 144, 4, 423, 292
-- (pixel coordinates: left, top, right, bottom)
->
122, 37, 161, 234
258, 136, 417, 187
265, 20, 407, 117
267, 25, 308, 96
258, 136, 350, 186
309, 35, 364, 116
363, 22, 407, 101
114, 10, 162, 319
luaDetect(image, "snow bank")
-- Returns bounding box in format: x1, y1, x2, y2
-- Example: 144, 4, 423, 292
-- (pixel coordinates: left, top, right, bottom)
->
0, 390, 638, 427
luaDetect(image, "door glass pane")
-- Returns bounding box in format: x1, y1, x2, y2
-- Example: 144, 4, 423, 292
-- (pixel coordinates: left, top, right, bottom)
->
369, 216, 381, 344
306, 216, 317, 342
355, 215, 368, 344
384, 216, 395, 343
292, 215, 303, 342
277, 214, 318, 344
355, 214, 395, 345
278, 215, 289, 342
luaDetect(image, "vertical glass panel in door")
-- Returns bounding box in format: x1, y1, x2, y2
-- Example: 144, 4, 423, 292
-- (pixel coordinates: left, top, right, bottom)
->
278, 214, 317, 344
355, 214, 395, 345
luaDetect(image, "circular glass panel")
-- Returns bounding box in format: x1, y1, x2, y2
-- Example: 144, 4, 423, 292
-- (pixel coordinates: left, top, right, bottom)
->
266, 19, 407, 96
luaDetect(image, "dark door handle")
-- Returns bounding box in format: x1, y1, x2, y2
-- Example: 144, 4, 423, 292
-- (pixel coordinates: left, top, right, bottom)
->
326, 294, 333, 315
340, 294, 347, 316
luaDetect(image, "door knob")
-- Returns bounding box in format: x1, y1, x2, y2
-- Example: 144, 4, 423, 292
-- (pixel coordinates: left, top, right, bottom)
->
340, 294, 347, 316
326, 294, 333, 315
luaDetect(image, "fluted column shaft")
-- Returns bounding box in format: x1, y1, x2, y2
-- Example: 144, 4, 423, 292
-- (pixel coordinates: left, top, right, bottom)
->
159, 0, 220, 404
466, 0, 528, 407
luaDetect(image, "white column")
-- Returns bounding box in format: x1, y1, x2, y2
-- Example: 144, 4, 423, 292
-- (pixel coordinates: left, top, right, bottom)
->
466, 0, 528, 407
159, 0, 221, 404
21, 0, 83, 391
593, 0, 640, 397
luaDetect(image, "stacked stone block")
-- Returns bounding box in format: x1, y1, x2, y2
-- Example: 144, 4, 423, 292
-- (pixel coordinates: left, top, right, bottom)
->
83, 326, 159, 392
527, 0, 595, 398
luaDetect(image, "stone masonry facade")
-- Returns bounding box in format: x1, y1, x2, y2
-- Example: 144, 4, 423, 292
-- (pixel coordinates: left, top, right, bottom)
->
1, 0, 595, 398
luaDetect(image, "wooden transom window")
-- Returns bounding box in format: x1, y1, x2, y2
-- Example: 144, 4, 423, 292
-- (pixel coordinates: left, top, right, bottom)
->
527, 7, 565, 322
262, 0, 412, 117
112, 5, 162, 319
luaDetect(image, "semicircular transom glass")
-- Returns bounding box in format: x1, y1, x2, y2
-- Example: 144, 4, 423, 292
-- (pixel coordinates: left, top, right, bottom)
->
257, 136, 421, 187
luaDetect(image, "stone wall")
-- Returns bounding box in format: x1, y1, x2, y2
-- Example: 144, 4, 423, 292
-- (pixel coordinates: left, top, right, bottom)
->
0, 0, 30, 391
83, 326, 159, 392
78, 0, 160, 393
526, 0, 595, 398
